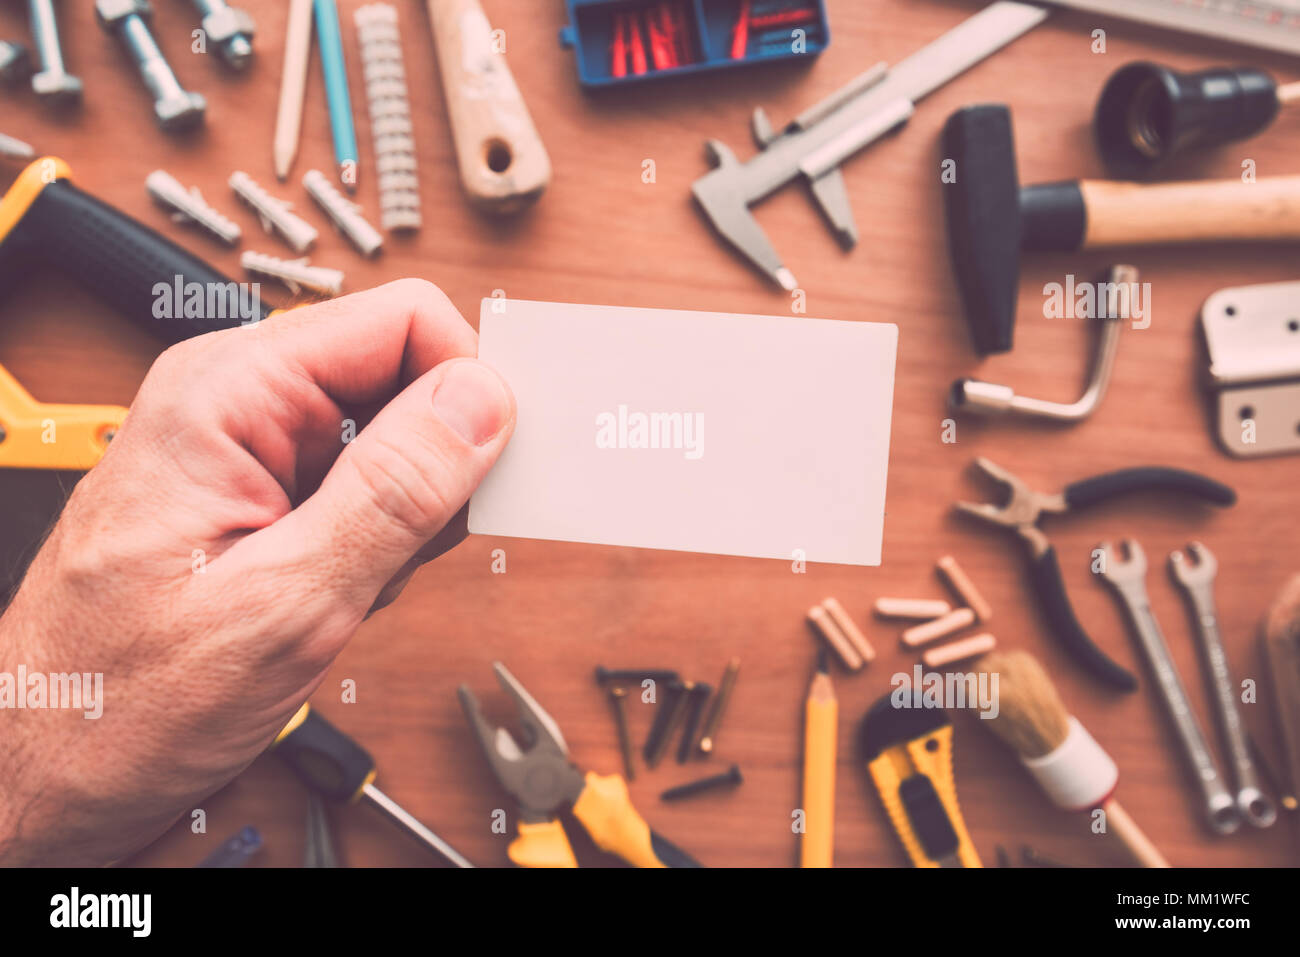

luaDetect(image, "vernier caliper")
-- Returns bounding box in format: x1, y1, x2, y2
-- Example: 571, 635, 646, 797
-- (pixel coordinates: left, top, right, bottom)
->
691, 1, 1050, 290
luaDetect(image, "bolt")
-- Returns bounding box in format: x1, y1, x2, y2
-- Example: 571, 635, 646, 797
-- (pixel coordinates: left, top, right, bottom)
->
594, 666, 680, 685
697, 657, 740, 755
659, 764, 743, 802
675, 682, 712, 764
607, 686, 634, 781
642, 679, 687, 767
96, 0, 205, 132
26, 0, 82, 106
190, 0, 255, 70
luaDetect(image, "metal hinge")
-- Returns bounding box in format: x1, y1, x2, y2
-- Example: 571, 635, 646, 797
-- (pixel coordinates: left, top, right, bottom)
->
1201, 281, 1300, 458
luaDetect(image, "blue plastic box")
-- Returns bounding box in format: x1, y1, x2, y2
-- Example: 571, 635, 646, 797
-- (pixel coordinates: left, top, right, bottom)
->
559, 0, 830, 89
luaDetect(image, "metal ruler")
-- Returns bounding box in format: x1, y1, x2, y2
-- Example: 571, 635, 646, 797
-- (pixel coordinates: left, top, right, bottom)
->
1040, 0, 1300, 55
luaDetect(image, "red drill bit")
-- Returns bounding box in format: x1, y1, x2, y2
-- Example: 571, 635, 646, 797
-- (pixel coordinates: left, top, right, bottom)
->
731, 0, 752, 60
611, 12, 627, 78
627, 12, 648, 74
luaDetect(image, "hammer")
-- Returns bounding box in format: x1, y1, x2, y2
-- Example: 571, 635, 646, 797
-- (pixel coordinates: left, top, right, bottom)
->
942, 104, 1300, 354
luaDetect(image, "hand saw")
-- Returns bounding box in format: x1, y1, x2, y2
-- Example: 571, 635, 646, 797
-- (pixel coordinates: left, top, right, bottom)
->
0, 156, 269, 605
858, 693, 982, 868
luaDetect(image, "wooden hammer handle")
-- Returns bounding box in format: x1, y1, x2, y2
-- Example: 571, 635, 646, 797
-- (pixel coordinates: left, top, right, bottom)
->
426, 0, 551, 214
1102, 798, 1170, 868
1081, 176, 1300, 247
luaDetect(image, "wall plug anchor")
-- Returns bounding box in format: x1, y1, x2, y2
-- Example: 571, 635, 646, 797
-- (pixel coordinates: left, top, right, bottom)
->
146, 170, 241, 245
302, 169, 383, 257
0, 131, 35, 161
241, 251, 343, 297
229, 170, 318, 253
354, 3, 421, 232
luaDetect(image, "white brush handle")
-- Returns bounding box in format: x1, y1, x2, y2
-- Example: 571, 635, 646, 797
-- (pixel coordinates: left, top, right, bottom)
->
1022, 717, 1118, 811
1103, 799, 1170, 868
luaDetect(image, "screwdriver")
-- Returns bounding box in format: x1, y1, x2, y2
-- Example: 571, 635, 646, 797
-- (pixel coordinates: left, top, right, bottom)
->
273, 703, 473, 868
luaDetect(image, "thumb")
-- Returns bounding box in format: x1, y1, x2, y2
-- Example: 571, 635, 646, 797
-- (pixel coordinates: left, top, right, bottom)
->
239, 357, 515, 606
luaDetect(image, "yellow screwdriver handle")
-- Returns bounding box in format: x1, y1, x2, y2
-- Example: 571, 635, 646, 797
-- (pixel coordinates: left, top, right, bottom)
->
508, 819, 577, 868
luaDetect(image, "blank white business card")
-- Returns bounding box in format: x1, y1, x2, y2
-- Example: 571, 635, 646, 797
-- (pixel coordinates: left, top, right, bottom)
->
468, 299, 898, 565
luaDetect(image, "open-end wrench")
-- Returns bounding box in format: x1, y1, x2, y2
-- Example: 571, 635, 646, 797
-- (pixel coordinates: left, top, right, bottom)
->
1169, 542, 1278, 828
1095, 539, 1243, 834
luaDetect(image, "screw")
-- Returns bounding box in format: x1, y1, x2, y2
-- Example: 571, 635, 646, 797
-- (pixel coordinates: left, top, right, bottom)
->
594, 666, 680, 685
659, 764, 743, 802
676, 682, 712, 764
642, 679, 687, 767
26, 0, 82, 106
190, 0, 255, 71
96, 0, 205, 132
607, 686, 634, 781
697, 657, 740, 755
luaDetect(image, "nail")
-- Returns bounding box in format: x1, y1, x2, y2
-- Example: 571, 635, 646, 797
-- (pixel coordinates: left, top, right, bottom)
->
431, 361, 511, 445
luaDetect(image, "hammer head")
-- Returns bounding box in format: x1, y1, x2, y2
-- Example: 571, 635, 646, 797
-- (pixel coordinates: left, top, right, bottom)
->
942, 105, 1020, 355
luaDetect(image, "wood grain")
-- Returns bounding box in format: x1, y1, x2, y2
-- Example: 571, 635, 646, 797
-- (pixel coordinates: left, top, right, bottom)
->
1, 0, 1297, 868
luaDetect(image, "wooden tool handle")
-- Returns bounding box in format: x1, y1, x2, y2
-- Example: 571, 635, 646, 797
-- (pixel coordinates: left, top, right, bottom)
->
426, 0, 551, 214
1080, 176, 1300, 247
1102, 798, 1170, 868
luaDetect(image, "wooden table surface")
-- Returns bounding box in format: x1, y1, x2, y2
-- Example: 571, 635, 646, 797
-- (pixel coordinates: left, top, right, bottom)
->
2, 0, 1298, 868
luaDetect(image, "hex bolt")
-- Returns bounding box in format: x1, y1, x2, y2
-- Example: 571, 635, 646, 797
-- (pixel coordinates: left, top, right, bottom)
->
95, 0, 205, 132
659, 765, 743, 802
26, 0, 82, 106
594, 666, 680, 685
189, 0, 254, 70
642, 679, 687, 767
675, 682, 712, 764
607, 686, 635, 781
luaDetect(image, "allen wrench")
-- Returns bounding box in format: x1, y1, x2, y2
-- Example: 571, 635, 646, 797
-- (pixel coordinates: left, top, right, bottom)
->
949, 264, 1134, 422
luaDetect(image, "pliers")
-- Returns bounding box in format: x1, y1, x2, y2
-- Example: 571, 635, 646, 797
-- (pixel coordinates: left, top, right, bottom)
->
459, 662, 702, 868
955, 457, 1235, 691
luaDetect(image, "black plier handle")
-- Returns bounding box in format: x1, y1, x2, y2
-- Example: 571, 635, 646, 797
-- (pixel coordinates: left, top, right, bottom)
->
958, 459, 1236, 691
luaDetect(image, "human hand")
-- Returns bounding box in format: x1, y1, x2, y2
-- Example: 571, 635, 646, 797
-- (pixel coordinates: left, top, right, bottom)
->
0, 280, 515, 865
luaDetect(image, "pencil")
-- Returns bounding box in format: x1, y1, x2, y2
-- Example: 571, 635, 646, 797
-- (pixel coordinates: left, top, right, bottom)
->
274, 0, 314, 181
313, 0, 358, 190
801, 648, 837, 868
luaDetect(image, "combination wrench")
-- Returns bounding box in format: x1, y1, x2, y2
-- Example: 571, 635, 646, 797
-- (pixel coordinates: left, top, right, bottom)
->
1169, 542, 1278, 828
1095, 539, 1243, 834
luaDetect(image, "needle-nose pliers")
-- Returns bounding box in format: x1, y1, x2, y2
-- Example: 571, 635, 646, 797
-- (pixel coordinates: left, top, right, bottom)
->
955, 457, 1235, 691
459, 661, 702, 868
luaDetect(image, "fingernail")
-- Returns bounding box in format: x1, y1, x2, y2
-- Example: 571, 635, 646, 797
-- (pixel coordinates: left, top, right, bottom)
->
431, 361, 511, 446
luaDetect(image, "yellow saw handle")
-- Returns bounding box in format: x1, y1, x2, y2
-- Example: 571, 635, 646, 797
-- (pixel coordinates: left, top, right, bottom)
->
0, 362, 127, 470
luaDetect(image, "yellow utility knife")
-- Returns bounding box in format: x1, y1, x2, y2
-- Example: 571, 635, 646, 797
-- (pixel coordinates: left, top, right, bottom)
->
858, 692, 981, 868
459, 661, 701, 868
